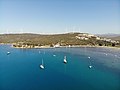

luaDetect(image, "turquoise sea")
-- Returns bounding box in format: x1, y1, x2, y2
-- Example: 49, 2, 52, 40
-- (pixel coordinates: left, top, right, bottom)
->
0, 45, 120, 90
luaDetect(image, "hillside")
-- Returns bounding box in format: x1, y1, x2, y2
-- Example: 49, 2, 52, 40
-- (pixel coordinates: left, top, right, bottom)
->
108, 36, 120, 41
0, 33, 120, 48
0, 33, 90, 45
96, 34, 120, 41
96, 34, 120, 38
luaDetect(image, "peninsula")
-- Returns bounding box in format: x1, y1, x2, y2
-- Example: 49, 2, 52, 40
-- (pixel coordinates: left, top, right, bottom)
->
0, 32, 120, 48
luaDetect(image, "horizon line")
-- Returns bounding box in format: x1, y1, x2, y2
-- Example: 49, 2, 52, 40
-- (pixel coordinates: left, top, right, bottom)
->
0, 32, 120, 35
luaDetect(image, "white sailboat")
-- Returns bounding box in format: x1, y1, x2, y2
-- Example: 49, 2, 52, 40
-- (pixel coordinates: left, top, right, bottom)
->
63, 56, 67, 64
7, 52, 10, 55
53, 54, 56, 57
88, 65, 92, 69
88, 56, 91, 59
40, 59, 44, 69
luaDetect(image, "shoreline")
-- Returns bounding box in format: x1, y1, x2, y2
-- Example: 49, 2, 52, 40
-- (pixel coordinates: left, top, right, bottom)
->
0, 43, 120, 49
12, 45, 120, 50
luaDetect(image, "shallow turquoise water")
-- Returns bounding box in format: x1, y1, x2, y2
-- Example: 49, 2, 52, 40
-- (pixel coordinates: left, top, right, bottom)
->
0, 45, 120, 90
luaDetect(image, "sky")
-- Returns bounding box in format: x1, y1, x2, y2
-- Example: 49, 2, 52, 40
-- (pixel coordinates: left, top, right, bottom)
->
0, 0, 120, 34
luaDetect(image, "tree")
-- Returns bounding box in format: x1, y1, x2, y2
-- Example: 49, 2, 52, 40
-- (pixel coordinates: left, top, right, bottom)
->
112, 43, 115, 47
99, 43, 102, 46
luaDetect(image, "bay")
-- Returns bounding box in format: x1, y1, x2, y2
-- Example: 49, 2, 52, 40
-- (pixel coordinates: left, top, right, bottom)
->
0, 45, 120, 90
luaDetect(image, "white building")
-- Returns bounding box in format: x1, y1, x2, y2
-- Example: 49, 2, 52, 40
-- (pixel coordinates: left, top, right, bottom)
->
96, 37, 100, 40
54, 43, 60, 47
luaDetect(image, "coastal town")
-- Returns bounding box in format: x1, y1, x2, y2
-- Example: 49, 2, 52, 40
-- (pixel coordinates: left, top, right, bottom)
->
76, 33, 119, 43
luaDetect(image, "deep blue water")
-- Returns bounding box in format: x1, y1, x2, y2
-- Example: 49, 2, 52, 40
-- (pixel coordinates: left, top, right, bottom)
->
0, 45, 120, 90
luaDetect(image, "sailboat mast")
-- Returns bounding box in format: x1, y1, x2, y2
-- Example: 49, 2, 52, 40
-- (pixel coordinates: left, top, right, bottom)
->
42, 59, 43, 65
64, 56, 66, 60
